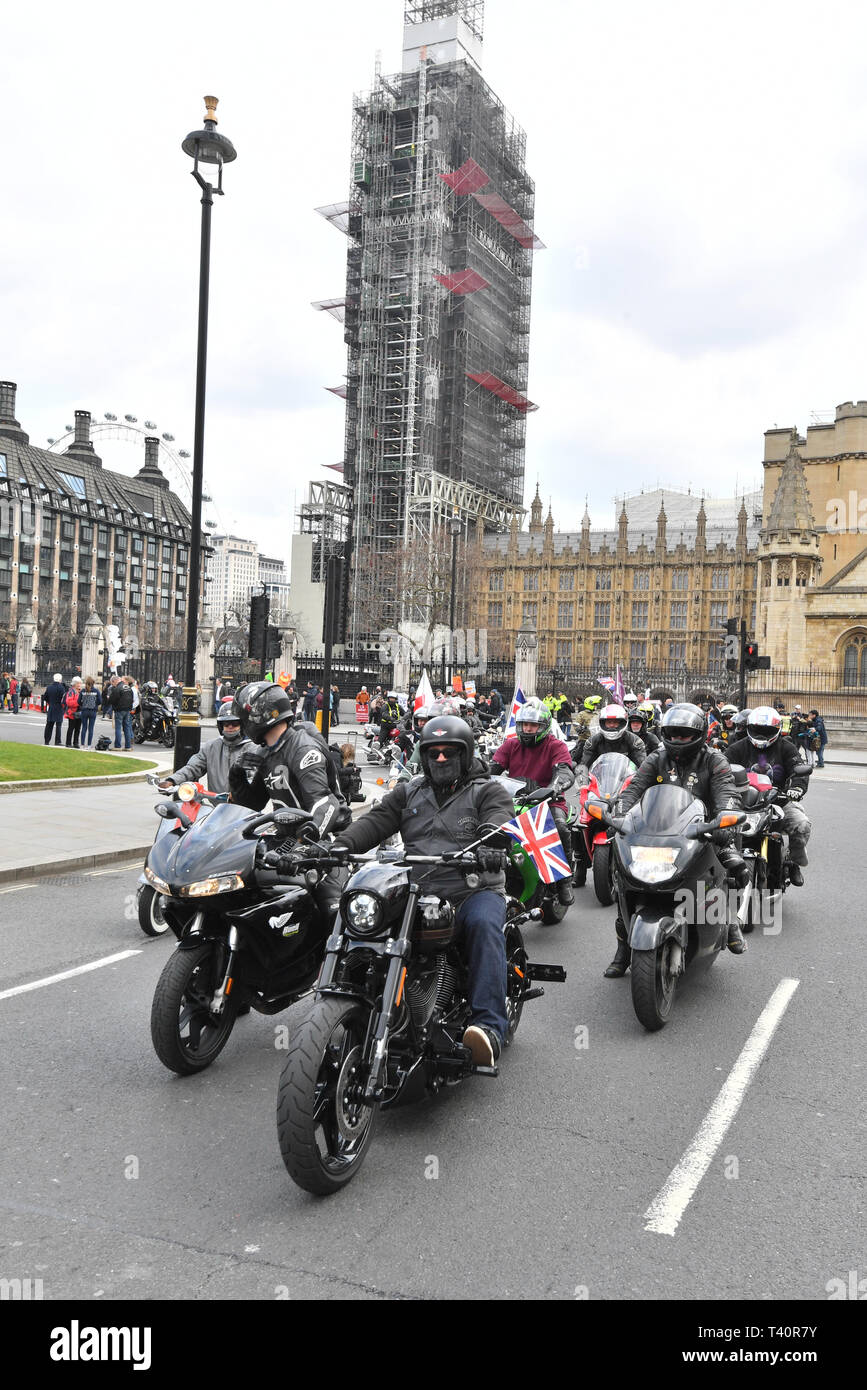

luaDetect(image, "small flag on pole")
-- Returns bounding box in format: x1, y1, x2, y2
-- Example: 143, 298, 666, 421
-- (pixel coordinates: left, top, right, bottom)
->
504, 685, 526, 739
501, 804, 572, 883
613, 664, 625, 705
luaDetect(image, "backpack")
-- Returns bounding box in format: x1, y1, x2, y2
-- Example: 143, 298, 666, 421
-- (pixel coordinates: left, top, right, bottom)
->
95, 735, 112, 751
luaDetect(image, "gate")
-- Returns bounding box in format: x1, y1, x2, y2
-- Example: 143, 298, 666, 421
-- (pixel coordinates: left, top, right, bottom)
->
294, 653, 382, 701
120, 649, 187, 690
34, 646, 82, 685
0, 640, 15, 673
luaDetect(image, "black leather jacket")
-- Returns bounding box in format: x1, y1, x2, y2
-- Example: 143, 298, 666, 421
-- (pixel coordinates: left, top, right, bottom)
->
229, 720, 349, 836
619, 743, 739, 820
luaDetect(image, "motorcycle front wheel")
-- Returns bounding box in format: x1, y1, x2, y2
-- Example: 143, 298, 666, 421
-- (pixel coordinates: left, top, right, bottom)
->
160, 725, 175, 748
592, 842, 614, 905
541, 894, 569, 925
151, 942, 237, 1075
276, 997, 378, 1195
503, 921, 529, 1043
630, 939, 678, 1032
137, 884, 170, 937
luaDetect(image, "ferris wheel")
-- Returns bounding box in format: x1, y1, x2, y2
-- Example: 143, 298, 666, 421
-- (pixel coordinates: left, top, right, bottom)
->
45, 414, 222, 533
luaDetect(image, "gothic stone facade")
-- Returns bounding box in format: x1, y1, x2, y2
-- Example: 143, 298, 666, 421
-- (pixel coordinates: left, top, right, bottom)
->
471, 486, 760, 677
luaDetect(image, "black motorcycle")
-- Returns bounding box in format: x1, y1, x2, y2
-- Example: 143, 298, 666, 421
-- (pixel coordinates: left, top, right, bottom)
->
731, 763, 808, 930
275, 847, 566, 1194
147, 803, 330, 1075
136, 774, 224, 937
589, 784, 746, 1031
134, 696, 178, 748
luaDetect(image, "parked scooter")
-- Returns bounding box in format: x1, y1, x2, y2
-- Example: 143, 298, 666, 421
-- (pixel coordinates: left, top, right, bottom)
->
588, 784, 746, 1031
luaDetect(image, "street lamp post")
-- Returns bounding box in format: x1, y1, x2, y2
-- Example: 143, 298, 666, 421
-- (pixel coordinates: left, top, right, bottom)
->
447, 513, 461, 688
174, 97, 236, 772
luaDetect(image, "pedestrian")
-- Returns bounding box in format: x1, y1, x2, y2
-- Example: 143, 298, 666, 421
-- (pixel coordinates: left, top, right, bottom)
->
106, 673, 134, 749
558, 691, 573, 739
330, 684, 340, 727
808, 708, 828, 767
64, 676, 84, 748
78, 676, 102, 747
0, 671, 8, 710
302, 682, 317, 722
126, 675, 141, 712
19, 677, 32, 711
42, 673, 67, 745
9, 673, 19, 714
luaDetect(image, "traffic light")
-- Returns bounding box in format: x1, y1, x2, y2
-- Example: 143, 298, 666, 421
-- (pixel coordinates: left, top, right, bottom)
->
248, 591, 269, 660
743, 642, 771, 671
723, 617, 739, 670
266, 625, 281, 660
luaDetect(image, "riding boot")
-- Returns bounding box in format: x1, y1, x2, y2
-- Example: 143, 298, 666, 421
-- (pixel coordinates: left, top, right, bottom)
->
603, 918, 630, 978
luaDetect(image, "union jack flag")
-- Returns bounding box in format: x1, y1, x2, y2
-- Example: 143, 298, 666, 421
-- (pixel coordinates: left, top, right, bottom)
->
501, 803, 572, 883
597, 664, 625, 705
503, 685, 526, 739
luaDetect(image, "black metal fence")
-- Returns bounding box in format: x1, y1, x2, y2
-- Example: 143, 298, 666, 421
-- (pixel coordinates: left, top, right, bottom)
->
34, 646, 82, 685
295, 654, 382, 701
120, 649, 187, 690
0, 640, 15, 673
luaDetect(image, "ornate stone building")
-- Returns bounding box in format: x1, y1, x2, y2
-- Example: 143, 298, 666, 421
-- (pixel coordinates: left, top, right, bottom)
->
470, 485, 761, 678
760, 400, 867, 682
0, 381, 199, 648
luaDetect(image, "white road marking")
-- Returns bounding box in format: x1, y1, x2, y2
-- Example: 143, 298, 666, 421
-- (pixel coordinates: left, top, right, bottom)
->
0, 950, 142, 1001
0, 884, 33, 894
643, 977, 800, 1237
86, 866, 138, 876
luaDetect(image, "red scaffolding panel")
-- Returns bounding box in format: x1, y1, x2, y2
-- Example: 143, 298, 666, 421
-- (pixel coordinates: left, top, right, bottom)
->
439, 157, 490, 194
471, 192, 545, 250
434, 268, 491, 295
466, 371, 538, 412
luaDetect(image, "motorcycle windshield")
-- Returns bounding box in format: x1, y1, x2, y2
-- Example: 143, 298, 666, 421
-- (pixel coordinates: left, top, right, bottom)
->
498, 774, 529, 802
623, 783, 704, 836
590, 753, 635, 797
150, 802, 259, 886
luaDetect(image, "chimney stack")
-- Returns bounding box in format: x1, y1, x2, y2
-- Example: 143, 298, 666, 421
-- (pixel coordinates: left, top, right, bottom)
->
0, 380, 28, 443
136, 436, 169, 490
65, 407, 101, 467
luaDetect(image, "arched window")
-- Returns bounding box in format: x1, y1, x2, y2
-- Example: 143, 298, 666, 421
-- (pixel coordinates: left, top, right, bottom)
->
842, 634, 867, 686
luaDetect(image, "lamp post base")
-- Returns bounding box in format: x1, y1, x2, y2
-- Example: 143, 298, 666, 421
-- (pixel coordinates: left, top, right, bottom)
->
173, 685, 202, 771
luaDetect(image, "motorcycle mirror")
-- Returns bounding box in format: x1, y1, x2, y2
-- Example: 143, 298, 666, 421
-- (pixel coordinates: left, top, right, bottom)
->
154, 803, 175, 819
304, 869, 319, 889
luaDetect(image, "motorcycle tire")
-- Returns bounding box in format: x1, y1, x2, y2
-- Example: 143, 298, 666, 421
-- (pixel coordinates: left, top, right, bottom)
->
630, 940, 678, 1032
160, 726, 175, 748
592, 843, 614, 906
541, 895, 569, 925
276, 996, 378, 1195
137, 884, 170, 937
150, 942, 238, 1075
133, 727, 146, 745
572, 858, 587, 888
503, 921, 529, 1043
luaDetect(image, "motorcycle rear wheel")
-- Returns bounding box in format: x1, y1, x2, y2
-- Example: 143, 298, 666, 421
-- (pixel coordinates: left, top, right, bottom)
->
276, 997, 378, 1195
151, 942, 237, 1075
137, 884, 170, 937
503, 921, 529, 1043
541, 894, 569, 925
592, 843, 614, 905
630, 940, 678, 1032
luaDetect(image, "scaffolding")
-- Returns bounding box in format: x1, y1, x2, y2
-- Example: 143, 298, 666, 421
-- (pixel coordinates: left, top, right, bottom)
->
318, 0, 538, 646
297, 480, 353, 584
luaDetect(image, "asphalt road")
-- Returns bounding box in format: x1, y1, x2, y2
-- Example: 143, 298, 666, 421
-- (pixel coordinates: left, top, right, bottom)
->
0, 774, 863, 1304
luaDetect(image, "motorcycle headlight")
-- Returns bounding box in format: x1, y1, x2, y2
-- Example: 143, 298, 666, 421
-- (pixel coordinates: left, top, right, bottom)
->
176, 782, 197, 803
343, 891, 385, 938
144, 866, 171, 895
628, 846, 678, 883
178, 875, 245, 897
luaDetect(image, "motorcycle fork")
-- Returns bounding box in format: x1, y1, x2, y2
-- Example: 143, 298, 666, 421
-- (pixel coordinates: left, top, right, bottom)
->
210, 925, 239, 1015
362, 885, 417, 1103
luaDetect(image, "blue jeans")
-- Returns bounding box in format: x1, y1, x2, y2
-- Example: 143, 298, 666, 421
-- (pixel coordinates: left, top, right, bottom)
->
81, 711, 97, 745
114, 710, 133, 749
455, 890, 508, 1043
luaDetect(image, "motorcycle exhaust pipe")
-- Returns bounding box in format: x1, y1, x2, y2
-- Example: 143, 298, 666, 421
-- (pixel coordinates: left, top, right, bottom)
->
736, 883, 753, 925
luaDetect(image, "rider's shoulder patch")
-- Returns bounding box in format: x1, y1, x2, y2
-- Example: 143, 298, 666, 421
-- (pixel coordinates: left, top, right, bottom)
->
299, 748, 323, 769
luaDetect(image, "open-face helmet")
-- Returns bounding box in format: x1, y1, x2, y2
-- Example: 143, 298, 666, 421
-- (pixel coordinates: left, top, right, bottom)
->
598, 704, 627, 741
413, 704, 432, 735
659, 703, 707, 760
216, 699, 243, 742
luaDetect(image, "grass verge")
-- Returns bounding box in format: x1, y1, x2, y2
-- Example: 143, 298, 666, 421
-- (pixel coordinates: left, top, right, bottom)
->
0, 742, 157, 782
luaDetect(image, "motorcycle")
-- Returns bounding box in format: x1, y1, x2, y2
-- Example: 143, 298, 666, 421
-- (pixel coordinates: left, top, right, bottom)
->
588, 784, 746, 1031
496, 775, 576, 925
732, 763, 809, 930
147, 802, 331, 1075
136, 774, 225, 936
274, 846, 566, 1194
576, 753, 636, 903
134, 696, 178, 748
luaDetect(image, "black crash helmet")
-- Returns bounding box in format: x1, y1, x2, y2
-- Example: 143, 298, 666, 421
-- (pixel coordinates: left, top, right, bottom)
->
659, 703, 707, 758
235, 681, 296, 745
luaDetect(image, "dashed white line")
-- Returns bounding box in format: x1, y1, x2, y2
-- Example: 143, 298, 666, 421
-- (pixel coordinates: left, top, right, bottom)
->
0, 950, 142, 1001
643, 977, 800, 1237
0, 884, 33, 894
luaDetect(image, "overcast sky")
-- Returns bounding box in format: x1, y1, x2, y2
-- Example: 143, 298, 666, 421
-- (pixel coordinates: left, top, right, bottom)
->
4, 0, 867, 566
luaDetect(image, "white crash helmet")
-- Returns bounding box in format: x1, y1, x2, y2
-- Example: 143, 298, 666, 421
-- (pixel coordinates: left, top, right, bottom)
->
746, 705, 783, 749
598, 704, 628, 741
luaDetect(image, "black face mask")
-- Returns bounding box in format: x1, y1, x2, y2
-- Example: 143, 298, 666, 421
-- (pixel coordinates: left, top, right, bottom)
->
427, 748, 462, 787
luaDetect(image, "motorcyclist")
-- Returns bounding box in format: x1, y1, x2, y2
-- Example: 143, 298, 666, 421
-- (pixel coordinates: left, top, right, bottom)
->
139, 681, 164, 738
377, 690, 403, 747
576, 704, 646, 777
709, 703, 739, 747
159, 699, 252, 793
228, 681, 351, 916
627, 706, 659, 755
723, 705, 811, 886
491, 698, 576, 906
308, 715, 516, 1068
602, 703, 748, 977
462, 698, 484, 737
622, 691, 639, 716
637, 700, 657, 729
